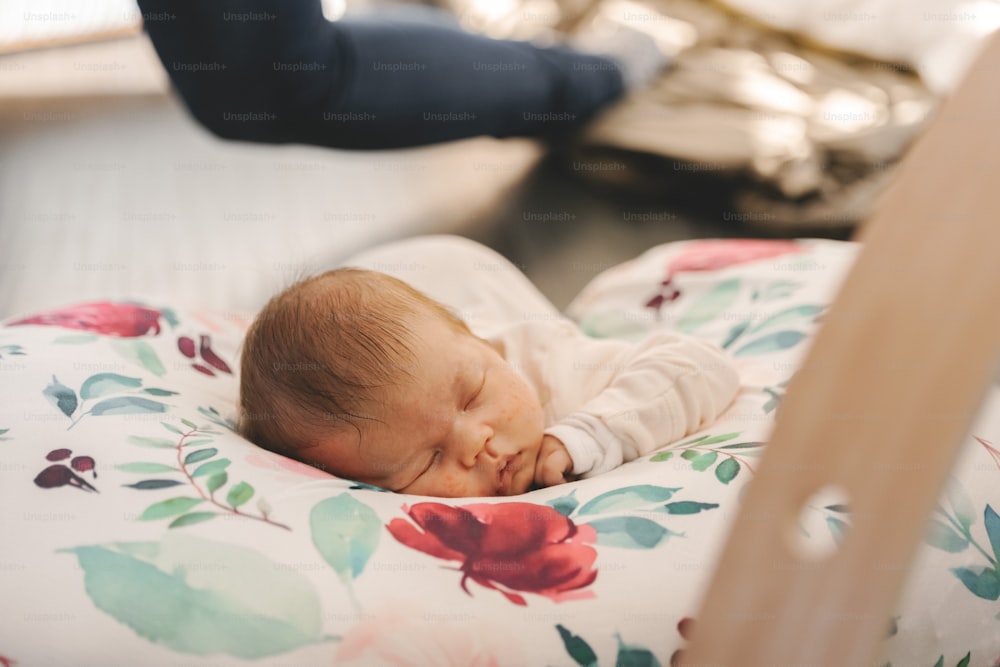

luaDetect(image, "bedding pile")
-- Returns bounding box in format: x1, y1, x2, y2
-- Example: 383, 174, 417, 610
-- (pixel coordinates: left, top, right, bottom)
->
432, 0, 945, 231
2, 238, 999, 665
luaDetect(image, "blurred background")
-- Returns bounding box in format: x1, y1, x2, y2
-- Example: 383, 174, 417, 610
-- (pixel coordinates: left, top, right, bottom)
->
1, 0, 996, 318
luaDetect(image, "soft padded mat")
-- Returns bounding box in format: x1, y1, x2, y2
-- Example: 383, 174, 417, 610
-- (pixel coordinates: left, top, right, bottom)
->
1, 238, 998, 666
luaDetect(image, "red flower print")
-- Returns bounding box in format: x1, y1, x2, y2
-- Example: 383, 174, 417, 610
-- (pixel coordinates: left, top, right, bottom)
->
387, 502, 598, 606
7, 302, 161, 337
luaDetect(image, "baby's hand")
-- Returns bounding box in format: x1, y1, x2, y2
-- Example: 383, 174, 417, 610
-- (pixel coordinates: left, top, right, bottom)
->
534, 435, 574, 488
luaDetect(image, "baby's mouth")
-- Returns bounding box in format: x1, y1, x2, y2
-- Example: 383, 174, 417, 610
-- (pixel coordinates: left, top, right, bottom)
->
496, 453, 523, 494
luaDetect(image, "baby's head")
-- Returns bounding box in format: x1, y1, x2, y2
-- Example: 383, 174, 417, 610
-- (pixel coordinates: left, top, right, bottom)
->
239, 268, 545, 497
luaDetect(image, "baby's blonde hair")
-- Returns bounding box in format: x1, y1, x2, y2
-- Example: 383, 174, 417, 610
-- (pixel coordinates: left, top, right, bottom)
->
238, 268, 469, 459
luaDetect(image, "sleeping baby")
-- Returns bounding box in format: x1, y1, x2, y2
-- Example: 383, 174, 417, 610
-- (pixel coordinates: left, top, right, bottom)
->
238, 236, 739, 497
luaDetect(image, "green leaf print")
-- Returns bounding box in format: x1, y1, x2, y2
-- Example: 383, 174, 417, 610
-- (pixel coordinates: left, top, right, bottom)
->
168, 512, 218, 529
721, 320, 752, 349
192, 459, 230, 478
924, 519, 969, 553
206, 472, 228, 494
53, 333, 97, 344
615, 634, 662, 667
826, 517, 849, 545
111, 338, 166, 376
733, 330, 806, 357
184, 448, 218, 465
951, 566, 1000, 600
546, 490, 580, 517
310, 494, 381, 583
577, 485, 680, 515
43, 375, 78, 418
140, 497, 204, 520
226, 482, 255, 508
714, 458, 740, 484
143, 387, 179, 396
984, 505, 1000, 562
689, 451, 718, 471
677, 278, 740, 334
116, 462, 180, 474
128, 435, 176, 449
80, 372, 142, 400
556, 625, 598, 667
945, 481, 976, 532
123, 479, 185, 490
744, 305, 824, 337
585, 516, 675, 549
60, 535, 325, 658
90, 396, 168, 416
658, 501, 719, 515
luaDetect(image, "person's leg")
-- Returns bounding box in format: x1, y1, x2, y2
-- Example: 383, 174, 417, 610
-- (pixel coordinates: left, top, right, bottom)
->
340, 235, 560, 324
137, 0, 625, 149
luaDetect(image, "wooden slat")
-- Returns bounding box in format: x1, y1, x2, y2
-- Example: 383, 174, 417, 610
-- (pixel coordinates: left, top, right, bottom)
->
681, 33, 1000, 667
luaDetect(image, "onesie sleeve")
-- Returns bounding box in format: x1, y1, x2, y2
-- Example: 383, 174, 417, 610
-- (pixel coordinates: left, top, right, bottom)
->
541, 328, 741, 477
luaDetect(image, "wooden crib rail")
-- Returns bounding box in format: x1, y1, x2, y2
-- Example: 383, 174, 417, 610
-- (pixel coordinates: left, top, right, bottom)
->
681, 33, 1000, 667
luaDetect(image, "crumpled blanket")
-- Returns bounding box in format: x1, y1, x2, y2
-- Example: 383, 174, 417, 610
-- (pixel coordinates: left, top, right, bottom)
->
419, 0, 943, 231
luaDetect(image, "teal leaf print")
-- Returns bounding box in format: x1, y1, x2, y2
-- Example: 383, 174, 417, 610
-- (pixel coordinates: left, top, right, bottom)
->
80, 372, 142, 400
139, 497, 204, 520
650, 451, 673, 462
127, 435, 176, 449
577, 485, 680, 515
143, 387, 179, 397
934, 657, 944, 667
689, 451, 718, 471
162, 421, 186, 435
556, 624, 598, 667
951, 566, 1000, 600
116, 462, 180, 474
53, 334, 96, 344
615, 634, 662, 667
61, 536, 324, 658
721, 320, 751, 349
110, 338, 166, 376
206, 472, 228, 494
90, 396, 168, 416
182, 438, 214, 448
826, 517, 849, 545
957, 653, 971, 667
0, 427, 9, 438
759, 280, 802, 301
310, 494, 381, 582
945, 482, 976, 532
585, 516, 674, 549
924, 519, 970, 553
168, 512, 217, 529
184, 448, 218, 465
658, 501, 719, 515
718, 441, 761, 450
226, 482, 254, 508
985, 505, 1000, 562
43, 375, 78, 418
733, 330, 806, 357
745, 305, 823, 337
123, 479, 185, 490
677, 278, 740, 334
191, 459, 230, 478
546, 490, 580, 517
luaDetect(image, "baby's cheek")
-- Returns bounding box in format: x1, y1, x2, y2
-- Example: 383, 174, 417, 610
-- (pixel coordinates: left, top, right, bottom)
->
432, 470, 480, 498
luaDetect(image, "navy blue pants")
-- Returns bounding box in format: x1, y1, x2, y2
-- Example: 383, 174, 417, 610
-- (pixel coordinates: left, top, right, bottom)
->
137, 0, 625, 149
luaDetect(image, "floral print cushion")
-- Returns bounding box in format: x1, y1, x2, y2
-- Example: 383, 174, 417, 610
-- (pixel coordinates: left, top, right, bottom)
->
1, 239, 999, 667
